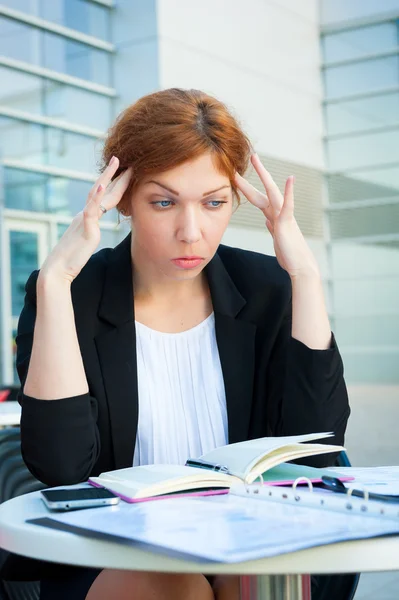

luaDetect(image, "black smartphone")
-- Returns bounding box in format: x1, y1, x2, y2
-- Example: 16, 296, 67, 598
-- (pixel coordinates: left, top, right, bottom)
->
41, 487, 120, 511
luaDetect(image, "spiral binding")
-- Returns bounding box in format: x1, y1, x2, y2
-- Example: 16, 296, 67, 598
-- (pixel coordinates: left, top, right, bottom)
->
240, 475, 399, 520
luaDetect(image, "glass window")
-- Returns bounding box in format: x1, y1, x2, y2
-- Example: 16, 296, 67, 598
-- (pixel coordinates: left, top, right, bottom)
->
329, 202, 399, 239
9, 230, 39, 317
324, 56, 399, 99
331, 241, 399, 278
46, 127, 101, 172
0, 67, 112, 131
325, 92, 399, 136
4, 169, 48, 212
334, 314, 399, 346
320, 0, 399, 25
4, 167, 118, 221
0, 116, 44, 164
327, 166, 399, 203
340, 351, 399, 384
0, 67, 42, 113
1, 0, 110, 40
43, 31, 111, 85
0, 16, 41, 64
43, 81, 112, 130
333, 275, 399, 316
0, 116, 102, 172
322, 23, 399, 63
0, 17, 111, 85
327, 130, 399, 171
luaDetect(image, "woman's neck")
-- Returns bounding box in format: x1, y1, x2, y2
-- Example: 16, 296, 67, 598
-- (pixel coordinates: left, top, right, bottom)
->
132, 255, 213, 333
132, 256, 208, 305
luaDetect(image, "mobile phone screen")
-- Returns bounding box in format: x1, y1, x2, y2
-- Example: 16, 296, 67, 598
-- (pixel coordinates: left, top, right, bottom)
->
41, 488, 118, 502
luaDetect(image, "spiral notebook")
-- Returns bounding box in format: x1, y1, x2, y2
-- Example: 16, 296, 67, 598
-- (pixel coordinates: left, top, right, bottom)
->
29, 477, 399, 563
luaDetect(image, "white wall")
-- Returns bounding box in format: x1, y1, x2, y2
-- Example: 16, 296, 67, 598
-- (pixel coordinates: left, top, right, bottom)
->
156, 0, 325, 169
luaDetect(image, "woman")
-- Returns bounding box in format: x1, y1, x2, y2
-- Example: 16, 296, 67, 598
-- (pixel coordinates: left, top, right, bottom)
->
16, 88, 350, 599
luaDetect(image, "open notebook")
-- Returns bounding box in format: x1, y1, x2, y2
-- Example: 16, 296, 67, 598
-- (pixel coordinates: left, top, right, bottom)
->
88, 431, 347, 501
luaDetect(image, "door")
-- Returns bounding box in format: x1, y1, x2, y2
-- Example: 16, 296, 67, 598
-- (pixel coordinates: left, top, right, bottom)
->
1, 219, 48, 384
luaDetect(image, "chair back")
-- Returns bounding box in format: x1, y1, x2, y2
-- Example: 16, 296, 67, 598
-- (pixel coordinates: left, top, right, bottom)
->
0, 428, 45, 600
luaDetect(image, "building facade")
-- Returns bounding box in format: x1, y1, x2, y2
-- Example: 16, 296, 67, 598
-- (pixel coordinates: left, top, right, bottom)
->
0, 0, 396, 386
321, 0, 399, 382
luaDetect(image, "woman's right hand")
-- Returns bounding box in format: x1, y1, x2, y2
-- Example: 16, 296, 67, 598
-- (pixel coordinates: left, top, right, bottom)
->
40, 157, 132, 285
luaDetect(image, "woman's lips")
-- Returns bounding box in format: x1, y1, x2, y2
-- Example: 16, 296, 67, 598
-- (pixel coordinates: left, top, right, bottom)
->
171, 257, 204, 269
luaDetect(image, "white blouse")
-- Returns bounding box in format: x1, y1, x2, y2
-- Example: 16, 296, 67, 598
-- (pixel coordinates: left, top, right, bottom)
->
133, 313, 228, 467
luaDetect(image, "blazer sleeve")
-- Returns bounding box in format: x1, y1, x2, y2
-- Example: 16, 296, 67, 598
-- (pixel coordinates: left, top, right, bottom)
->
16, 270, 101, 486
266, 303, 350, 467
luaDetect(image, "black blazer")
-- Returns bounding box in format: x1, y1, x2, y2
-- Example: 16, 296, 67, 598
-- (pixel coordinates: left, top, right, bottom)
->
16, 233, 350, 487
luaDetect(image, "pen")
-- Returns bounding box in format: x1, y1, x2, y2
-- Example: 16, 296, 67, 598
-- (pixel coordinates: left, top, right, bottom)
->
185, 459, 230, 474
321, 476, 399, 504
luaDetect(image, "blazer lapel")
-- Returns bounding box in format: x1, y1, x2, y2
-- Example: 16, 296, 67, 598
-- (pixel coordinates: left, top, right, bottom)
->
206, 251, 256, 444
95, 234, 138, 469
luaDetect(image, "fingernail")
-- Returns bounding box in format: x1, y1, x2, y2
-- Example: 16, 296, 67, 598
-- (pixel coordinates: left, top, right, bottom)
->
109, 156, 116, 165
97, 184, 103, 193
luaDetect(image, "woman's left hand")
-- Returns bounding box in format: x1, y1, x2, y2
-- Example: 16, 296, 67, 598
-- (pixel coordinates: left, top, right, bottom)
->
234, 154, 320, 280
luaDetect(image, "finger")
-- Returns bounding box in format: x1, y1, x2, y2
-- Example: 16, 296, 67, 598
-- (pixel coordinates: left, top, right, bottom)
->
234, 172, 272, 216
266, 218, 274, 236
86, 156, 120, 206
84, 182, 107, 224
103, 167, 133, 210
250, 154, 283, 213
86, 167, 133, 220
279, 176, 295, 221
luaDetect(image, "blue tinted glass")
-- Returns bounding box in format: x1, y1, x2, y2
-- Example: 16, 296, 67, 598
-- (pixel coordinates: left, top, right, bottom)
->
327, 130, 399, 170
0, 68, 111, 131
43, 81, 112, 130
0, 117, 44, 164
4, 168, 116, 221
0, 16, 41, 64
0, 66, 43, 113
43, 31, 110, 85
324, 56, 399, 98
1, 0, 109, 40
61, 0, 109, 40
4, 169, 47, 212
329, 203, 399, 238
0, 117, 102, 172
327, 166, 399, 204
325, 92, 399, 135
322, 23, 398, 62
321, 0, 399, 25
0, 16, 111, 84
9, 231, 39, 317
46, 128, 100, 172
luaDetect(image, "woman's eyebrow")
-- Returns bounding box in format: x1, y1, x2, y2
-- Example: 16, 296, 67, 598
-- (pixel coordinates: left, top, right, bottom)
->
146, 180, 231, 197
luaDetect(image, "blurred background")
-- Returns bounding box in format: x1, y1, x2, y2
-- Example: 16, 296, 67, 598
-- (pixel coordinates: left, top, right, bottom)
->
0, 1, 398, 597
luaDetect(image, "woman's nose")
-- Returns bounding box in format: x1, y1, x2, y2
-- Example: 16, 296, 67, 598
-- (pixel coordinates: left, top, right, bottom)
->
177, 210, 202, 244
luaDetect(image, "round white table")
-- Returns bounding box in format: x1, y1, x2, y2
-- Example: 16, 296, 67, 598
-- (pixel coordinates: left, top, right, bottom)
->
1, 491, 399, 599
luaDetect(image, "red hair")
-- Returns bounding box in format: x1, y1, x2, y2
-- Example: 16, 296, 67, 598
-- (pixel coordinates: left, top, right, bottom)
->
100, 88, 252, 216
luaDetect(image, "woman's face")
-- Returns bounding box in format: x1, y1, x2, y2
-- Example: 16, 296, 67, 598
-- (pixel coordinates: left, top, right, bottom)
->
129, 153, 233, 281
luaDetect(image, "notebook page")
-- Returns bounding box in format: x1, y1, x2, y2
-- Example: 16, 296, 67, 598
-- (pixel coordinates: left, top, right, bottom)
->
96, 464, 205, 484
89, 465, 236, 499
199, 433, 335, 481
328, 466, 399, 496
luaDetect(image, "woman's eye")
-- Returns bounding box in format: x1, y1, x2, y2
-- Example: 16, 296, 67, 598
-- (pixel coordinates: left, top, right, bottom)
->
206, 200, 227, 208
151, 200, 173, 208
